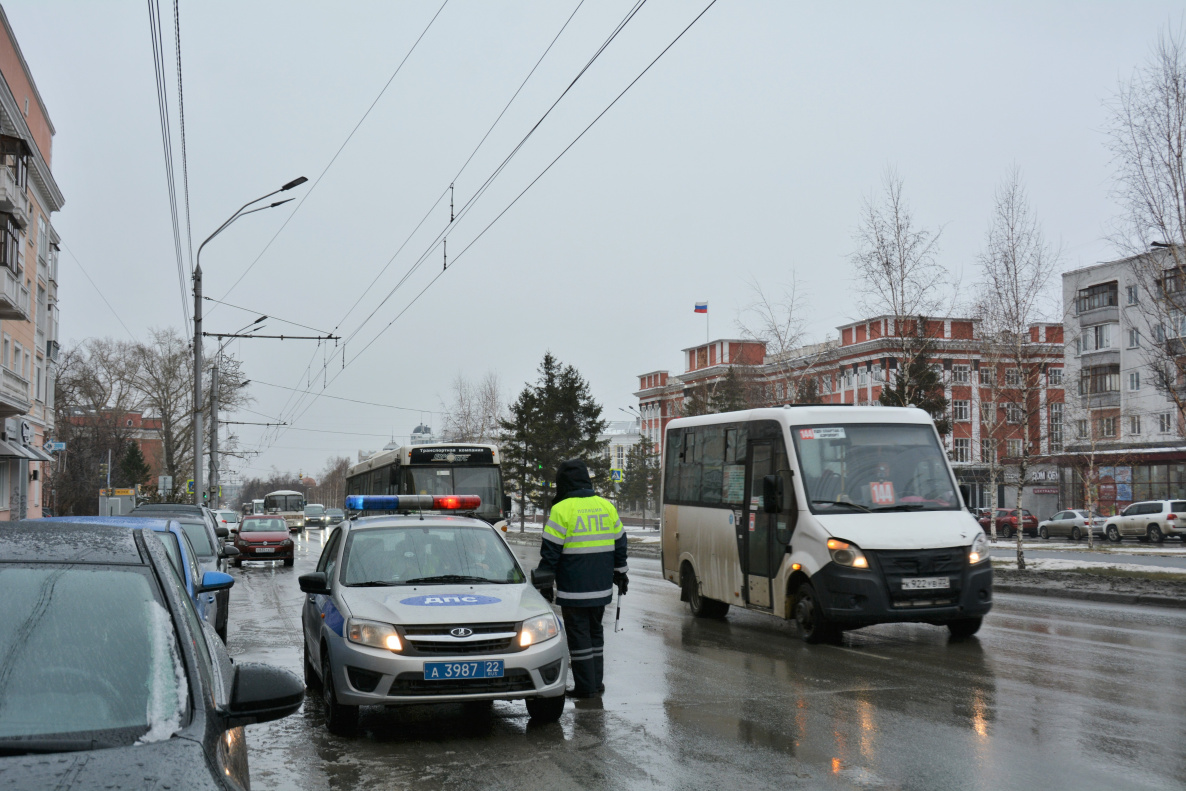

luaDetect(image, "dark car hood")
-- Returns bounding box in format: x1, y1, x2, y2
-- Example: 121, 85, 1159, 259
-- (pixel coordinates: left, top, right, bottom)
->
238, 531, 289, 542
0, 737, 222, 790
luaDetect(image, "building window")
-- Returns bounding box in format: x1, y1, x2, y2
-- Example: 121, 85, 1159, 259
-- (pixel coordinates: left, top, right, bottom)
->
1154, 323, 1166, 343
1081, 324, 1113, 352
1047, 367, 1062, 387
1049, 402, 1063, 451
1126, 284, 1139, 304
1006, 403, 1024, 423
980, 402, 995, 423
1129, 371, 1141, 391
775, 382, 784, 401
1005, 368, 1021, 386
1128, 328, 1140, 348
1007, 439, 1023, 458
1160, 413, 1174, 433
952, 400, 969, 422
1129, 415, 1142, 435
1076, 419, 1089, 439
1076, 281, 1118, 313
33, 362, 41, 402
952, 438, 970, 463
1079, 364, 1120, 395
0, 460, 8, 510
1099, 416, 1117, 438
980, 440, 995, 464
979, 366, 993, 386
952, 364, 970, 384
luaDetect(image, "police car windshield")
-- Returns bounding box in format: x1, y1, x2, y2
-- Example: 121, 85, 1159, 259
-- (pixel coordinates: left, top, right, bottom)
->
341, 526, 524, 586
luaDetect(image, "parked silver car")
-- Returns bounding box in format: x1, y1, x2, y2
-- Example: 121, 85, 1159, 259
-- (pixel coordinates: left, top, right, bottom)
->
1037, 509, 1106, 541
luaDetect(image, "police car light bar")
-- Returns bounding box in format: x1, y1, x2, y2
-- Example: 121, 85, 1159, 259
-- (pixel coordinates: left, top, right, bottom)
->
345, 494, 482, 512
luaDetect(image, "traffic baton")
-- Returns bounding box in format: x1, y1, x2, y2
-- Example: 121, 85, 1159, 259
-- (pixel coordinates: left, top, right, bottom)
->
614, 585, 623, 633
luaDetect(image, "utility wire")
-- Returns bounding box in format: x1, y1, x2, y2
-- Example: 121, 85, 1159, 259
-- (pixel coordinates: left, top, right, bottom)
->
253, 379, 429, 412
172, 0, 194, 278
201, 295, 334, 335
280, 0, 719, 438
213, 0, 451, 309
61, 242, 137, 341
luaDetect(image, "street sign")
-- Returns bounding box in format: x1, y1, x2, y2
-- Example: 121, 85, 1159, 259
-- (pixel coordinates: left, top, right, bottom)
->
46, 442, 65, 452
113, 488, 135, 496
158, 475, 173, 493
611, 469, 624, 482
186, 479, 195, 494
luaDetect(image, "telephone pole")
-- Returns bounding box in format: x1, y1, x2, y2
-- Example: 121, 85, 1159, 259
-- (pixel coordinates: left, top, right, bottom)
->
193, 266, 204, 506
209, 364, 219, 508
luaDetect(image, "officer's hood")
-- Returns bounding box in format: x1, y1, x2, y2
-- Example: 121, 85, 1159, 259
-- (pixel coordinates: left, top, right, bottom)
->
342, 582, 551, 625
553, 459, 595, 505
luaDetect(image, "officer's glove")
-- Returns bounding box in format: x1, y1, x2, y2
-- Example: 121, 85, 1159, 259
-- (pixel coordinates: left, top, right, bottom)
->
540, 585, 555, 604
613, 571, 629, 595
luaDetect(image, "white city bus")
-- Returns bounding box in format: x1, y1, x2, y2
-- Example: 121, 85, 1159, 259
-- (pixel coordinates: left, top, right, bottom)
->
345, 443, 511, 528
661, 405, 992, 642
263, 489, 307, 532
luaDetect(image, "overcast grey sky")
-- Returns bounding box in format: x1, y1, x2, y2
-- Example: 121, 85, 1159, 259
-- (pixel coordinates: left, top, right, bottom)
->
4, 1, 1182, 480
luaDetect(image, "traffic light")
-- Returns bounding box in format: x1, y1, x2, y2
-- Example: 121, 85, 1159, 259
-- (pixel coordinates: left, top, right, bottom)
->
202, 490, 209, 501
98, 462, 109, 477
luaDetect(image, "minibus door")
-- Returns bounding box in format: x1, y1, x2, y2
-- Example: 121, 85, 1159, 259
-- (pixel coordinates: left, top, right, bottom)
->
743, 441, 776, 609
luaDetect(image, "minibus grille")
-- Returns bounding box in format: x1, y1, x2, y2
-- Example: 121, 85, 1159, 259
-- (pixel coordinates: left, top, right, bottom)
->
873, 547, 965, 575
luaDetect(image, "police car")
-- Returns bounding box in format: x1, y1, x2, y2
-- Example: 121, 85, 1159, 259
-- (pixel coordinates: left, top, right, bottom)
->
299, 494, 567, 734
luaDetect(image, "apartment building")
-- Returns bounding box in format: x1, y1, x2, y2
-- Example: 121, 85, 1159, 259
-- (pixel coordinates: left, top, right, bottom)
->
636, 316, 1066, 514
0, 8, 63, 519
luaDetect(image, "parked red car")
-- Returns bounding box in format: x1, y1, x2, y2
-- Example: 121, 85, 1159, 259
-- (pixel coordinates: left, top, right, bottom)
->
233, 516, 295, 567
978, 508, 1038, 539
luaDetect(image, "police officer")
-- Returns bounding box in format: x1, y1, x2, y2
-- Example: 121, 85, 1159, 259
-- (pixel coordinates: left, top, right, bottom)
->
536, 458, 628, 698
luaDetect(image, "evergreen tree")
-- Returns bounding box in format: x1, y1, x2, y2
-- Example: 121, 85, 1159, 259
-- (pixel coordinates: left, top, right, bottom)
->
879, 335, 951, 434
621, 435, 661, 511
711, 367, 748, 413
793, 375, 822, 404
682, 384, 712, 416
117, 442, 152, 488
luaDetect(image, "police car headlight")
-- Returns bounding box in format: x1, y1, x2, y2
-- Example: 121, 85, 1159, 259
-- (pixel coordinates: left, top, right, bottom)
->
347, 618, 402, 652
519, 613, 559, 648
969, 532, 989, 564
826, 538, 868, 569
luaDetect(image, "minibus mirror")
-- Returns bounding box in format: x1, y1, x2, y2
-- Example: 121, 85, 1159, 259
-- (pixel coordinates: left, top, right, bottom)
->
502, 495, 513, 514
762, 475, 783, 514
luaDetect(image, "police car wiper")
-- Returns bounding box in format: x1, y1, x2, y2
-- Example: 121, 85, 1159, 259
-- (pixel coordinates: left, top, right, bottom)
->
811, 500, 871, 512
0, 737, 115, 755
347, 580, 400, 587
403, 574, 493, 585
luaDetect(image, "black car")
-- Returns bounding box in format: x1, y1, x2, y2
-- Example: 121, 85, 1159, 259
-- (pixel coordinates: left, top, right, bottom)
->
303, 504, 326, 528
325, 508, 345, 526
0, 520, 303, 789
131, 506, 239, 641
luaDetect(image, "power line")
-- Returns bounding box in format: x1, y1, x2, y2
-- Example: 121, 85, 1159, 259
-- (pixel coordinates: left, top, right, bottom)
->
172, 0, 194, 279
280, 0, 720, 437
60, 242, 137, 341
252, 379, 429, 413
201, 295, 334, 335
213, 0, 452, 309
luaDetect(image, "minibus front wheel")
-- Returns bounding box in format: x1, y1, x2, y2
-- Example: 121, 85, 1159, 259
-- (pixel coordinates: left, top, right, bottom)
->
681, 563, 730, 619
793, 581, 840, 644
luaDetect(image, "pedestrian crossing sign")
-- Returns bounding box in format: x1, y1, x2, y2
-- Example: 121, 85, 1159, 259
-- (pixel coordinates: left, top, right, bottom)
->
611, 469, 623, 482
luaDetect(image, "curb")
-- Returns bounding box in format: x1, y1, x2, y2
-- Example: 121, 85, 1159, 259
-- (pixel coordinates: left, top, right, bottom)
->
993, 583, 1186, 610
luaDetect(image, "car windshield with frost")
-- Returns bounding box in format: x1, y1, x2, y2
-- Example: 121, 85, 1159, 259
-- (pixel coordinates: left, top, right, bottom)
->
792, 423, 959, 515
0, 565, 187, 749
341, 526, 524, 586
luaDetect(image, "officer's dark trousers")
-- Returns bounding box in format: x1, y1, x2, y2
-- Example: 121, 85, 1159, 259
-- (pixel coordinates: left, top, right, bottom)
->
561, 605, 605, 694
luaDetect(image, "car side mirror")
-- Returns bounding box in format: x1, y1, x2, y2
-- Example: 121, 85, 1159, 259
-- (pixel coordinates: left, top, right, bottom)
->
219, 663, 304, 729
530, 568, 555, 590
222, 544, 240, 558
762, 475, 783, 514
502, 495, 513, 514
298, 572, 330, 595
199, 570, 235, 593
215, 526, 229, 539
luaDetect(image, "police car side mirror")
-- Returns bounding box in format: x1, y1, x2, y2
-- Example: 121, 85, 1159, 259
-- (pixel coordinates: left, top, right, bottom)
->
299, 572, 330, 595
530, 569, 555, 590
762, 475, 783, 514
220, 663, 304, 728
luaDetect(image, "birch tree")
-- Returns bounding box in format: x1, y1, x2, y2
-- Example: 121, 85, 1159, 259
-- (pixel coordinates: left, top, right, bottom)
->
442, 371, 506, 444
977, 170, 1060, 569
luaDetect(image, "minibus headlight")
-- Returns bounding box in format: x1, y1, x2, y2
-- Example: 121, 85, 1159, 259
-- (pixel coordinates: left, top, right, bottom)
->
520, 613, 560, 647
826, 538, 868, 569
347, 618, 402, 652
969, 533, 990, 564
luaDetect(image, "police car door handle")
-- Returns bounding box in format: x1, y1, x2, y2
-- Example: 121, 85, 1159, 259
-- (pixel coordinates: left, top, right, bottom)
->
308, 595, 316, 603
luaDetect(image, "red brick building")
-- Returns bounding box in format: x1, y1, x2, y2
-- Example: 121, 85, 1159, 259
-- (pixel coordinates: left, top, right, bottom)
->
636, 316, 1066, 512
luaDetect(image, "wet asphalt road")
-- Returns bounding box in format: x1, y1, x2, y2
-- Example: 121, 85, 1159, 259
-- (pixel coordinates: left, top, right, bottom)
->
227, 528, 1186, 791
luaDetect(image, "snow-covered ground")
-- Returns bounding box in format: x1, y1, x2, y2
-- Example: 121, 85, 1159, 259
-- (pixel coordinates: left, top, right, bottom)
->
987, 539, 1186, 555
991, 556, 1185, 575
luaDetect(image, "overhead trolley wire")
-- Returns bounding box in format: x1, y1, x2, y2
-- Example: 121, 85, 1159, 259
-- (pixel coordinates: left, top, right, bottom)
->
213, 0, 452, 310
277, 0, 720, 440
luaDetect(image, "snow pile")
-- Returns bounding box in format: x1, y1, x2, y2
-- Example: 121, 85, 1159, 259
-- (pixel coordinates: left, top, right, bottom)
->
991, 556, 1179, 575
136, 601, 188, 745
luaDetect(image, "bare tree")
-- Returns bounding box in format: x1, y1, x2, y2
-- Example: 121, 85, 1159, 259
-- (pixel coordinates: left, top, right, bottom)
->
977, 170, 1060, 569
130, 328, 192, 488
441, 371, 505, 443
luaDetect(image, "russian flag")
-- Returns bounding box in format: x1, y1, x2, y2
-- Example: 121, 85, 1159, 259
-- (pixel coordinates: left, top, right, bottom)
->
694, 302, 708, 314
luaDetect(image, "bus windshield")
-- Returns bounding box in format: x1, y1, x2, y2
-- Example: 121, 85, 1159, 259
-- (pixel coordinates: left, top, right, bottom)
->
264, 494, 303, 512
403, 467, 501, 520
792, 423, 958, 514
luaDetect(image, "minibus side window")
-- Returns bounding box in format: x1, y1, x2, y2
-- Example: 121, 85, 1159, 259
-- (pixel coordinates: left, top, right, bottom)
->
700, 426, 725, 504
678, 431, 702, 501
664, 429, 683, 504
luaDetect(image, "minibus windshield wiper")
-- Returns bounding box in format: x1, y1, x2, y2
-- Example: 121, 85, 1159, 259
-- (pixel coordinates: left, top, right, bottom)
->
870, 504, 928, 512
811, 500, 871, 512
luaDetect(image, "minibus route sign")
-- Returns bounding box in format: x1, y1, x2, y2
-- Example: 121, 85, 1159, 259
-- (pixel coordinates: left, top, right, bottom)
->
798, 427, 846, 440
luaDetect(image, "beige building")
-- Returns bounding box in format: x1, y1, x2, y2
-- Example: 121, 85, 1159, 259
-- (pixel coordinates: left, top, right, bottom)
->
0, 6, 62, 518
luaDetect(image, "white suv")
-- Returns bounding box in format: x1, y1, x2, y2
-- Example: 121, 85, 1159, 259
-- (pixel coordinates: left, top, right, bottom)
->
1103, 500, 1186, 543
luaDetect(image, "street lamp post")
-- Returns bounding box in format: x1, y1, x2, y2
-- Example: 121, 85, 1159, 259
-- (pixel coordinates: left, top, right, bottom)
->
620, 405, 649, 529
193, 177, 306, 505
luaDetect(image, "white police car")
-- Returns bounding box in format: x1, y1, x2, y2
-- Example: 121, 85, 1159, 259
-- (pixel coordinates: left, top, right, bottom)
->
299, 494, 567, 734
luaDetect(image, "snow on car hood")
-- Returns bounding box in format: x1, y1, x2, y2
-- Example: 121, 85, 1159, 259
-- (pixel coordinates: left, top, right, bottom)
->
343, 582, 551, 625
812, 509, 983, 550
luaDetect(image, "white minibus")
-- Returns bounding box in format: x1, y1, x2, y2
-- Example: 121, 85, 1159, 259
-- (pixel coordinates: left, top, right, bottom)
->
661, 405, 992, 642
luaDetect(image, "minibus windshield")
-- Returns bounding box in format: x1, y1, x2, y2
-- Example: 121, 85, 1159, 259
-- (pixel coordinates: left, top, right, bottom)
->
793, 423, 959, 514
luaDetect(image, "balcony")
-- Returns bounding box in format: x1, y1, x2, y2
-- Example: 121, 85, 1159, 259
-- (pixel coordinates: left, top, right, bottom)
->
0, 366, 30, 419
0, 167, 29, 229
0, 267, 29, 321
1080, 392, 1121, 409
1077, 305, 1119, 327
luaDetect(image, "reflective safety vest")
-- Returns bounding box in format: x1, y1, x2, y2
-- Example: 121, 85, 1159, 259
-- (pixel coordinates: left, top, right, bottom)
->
539, 495, 628, 607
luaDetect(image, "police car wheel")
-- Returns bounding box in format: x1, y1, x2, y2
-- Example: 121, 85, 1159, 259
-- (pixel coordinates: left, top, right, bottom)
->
321, 654, 359, 735
525, 694, 565, 722
303, 641, 320, 689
